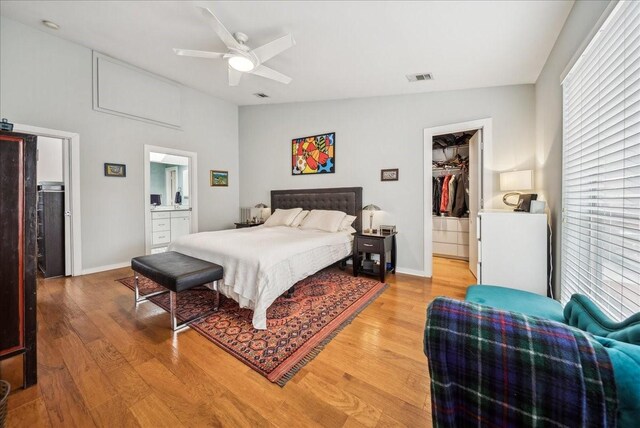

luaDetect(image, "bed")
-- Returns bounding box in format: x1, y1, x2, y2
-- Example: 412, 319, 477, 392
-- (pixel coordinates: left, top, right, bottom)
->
168, 187, 362, 329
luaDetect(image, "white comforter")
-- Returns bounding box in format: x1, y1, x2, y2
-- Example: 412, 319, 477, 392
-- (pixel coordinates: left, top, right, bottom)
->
168, 226, 353, 329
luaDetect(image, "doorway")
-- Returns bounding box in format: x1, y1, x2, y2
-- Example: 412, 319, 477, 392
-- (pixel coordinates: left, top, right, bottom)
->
143, 145, 198, 255
165, 166, 178, 205
423, 118, 493, 278
13, 124, 82, 276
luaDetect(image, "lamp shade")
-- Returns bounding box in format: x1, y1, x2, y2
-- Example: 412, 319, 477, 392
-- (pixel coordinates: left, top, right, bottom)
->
254, 203, 268, 208
363, 204, 381, 211
500, 170, 533, 191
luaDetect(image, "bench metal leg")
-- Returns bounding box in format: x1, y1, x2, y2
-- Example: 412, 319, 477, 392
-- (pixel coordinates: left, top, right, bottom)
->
170, 281, 221, 332
134, 274, 169, 305
285, 285, 295, 298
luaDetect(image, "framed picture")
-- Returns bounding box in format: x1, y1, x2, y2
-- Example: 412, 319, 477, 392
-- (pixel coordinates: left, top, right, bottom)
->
210, 170, 228, 187
292, 132, 335, 175
104, 163, 126, 177
381, 168, 399, 181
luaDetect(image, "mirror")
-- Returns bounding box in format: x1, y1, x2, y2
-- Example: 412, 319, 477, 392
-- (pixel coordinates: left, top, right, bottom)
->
149, 152, 189, 208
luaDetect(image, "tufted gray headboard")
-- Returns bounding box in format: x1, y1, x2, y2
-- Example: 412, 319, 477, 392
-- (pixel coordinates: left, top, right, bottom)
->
271, 187, 363, 232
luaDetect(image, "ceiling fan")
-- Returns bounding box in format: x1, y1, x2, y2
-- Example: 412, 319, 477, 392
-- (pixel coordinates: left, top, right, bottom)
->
174, 7, 295, 86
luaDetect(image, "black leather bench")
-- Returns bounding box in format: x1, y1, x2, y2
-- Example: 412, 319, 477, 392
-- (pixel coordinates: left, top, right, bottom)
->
131, 251, 223, 331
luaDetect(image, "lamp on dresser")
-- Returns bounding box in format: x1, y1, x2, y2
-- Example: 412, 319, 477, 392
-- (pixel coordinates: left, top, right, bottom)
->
500, 170, 534, 208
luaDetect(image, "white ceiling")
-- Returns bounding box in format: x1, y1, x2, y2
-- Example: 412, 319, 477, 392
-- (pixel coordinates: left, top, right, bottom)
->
0, 1, 574, 106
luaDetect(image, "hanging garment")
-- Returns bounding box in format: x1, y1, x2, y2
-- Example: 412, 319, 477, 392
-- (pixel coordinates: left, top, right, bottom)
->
440, 175, 451, 213
447, 174, 457, 213
434, 176, 442, 215
464, 169, 469, 210
432, 177, 440, 215
452, 172, 467, 217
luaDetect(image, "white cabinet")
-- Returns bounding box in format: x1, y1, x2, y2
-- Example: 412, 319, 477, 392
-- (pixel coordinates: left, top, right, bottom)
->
477, 210, 547, 295
150, 210, 191, 252
432, 216, 469, 260
170, 213, 191, 241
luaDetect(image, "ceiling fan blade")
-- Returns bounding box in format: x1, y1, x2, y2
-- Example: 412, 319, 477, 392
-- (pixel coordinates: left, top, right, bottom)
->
173, 48, 226, 59
251, 34, 295, 64
249, 65, 292, 84
198, 7, 241, 50
229, 67, 243, 86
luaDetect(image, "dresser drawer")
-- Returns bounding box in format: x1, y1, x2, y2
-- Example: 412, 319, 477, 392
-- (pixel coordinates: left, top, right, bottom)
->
356, 237, 384, 253
152, 218, 170, 232
457, 244, 469, 258
152, 231, 171, 245
457, 231, 469, 245
170, 210, 191, 219
152, 211, 171, 220
433, 230, 458, 244
433, 242, 458, 256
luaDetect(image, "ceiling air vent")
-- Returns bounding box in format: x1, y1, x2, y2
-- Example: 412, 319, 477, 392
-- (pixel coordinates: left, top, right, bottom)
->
406, 73, 434, 82
254, 93, 270, 98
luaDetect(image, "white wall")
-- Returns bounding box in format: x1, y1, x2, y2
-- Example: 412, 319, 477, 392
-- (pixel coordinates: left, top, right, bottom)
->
239, 85, 536, 274
0, 17, 240, 271
37, 136, 64, 183
535, 0, 611, 295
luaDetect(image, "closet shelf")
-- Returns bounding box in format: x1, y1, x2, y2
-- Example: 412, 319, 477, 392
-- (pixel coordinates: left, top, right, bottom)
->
432, 166, 464, 172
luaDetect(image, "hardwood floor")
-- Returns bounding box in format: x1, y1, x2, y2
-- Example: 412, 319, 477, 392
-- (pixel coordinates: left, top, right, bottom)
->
1, 257, 475, 428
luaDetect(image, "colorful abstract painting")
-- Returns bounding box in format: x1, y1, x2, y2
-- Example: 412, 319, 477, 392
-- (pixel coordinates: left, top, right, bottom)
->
292, 132, 335, 175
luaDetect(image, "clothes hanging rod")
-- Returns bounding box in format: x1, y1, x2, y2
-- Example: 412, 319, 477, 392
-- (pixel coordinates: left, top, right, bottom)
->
432, 166, 464, 172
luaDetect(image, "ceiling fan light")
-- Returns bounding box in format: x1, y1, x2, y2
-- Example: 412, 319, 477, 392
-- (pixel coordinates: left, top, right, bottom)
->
228, 55, 255, 72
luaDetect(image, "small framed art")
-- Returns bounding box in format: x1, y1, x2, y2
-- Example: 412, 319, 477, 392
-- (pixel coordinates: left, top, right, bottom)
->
210, 170, 229, 187
104, 163, 126, 177
381, 168, 398, 181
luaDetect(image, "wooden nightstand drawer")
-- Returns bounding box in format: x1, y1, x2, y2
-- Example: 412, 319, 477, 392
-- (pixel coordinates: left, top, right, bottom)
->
357, 237, 384, 253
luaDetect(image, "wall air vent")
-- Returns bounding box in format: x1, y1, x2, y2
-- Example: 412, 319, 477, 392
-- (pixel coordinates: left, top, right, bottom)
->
406, 73, 434, 82
254, 93, 270, 98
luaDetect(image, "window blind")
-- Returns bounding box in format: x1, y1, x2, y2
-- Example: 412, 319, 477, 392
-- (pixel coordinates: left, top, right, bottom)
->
561, 0, 640, 321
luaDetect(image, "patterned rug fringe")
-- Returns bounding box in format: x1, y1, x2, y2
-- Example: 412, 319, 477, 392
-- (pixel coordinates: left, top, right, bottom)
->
276, 283, 388, 386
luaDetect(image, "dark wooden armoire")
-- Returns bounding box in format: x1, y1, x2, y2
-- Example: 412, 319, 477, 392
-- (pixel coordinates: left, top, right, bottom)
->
0, 130, 38, 388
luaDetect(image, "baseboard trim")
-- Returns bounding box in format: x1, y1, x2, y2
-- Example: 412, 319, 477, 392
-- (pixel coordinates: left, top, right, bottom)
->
395, 267, 429, 278
82, 261, 130, 275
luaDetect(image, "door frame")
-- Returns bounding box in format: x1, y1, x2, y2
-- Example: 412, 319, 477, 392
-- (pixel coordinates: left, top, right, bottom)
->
423, 118, 493, 278
13, 123, 83, 276
164, 166, 178, 205
143, 145, 198, 255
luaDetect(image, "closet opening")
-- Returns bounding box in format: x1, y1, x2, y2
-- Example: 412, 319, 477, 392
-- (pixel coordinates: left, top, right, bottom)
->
423, 118, 491, 279
432, 131, 479, 280
13, 123, 82, 276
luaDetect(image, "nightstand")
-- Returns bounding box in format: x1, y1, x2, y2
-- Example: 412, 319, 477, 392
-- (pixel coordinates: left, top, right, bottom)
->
353, 232, 397, 282
234, 222, 264, 229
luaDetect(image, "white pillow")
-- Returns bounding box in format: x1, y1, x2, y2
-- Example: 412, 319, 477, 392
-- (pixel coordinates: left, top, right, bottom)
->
338, 215, 357, 231
290, 210, 309, 227
299, 210, 347, 232
263, 208, 302, 227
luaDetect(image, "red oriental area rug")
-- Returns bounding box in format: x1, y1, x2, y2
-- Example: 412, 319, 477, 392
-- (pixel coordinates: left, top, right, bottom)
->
117, 269, 387, 386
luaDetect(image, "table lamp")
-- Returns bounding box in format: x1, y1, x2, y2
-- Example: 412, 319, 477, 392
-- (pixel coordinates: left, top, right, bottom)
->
500, 170, 533, 207
362, 204, 381, 233
254, 203, 268, 222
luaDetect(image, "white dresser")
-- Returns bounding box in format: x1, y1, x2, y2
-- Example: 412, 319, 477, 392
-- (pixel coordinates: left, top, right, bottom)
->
150, 209, 191, 253
432, 216, 469, 260
477, 210, 547, 295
